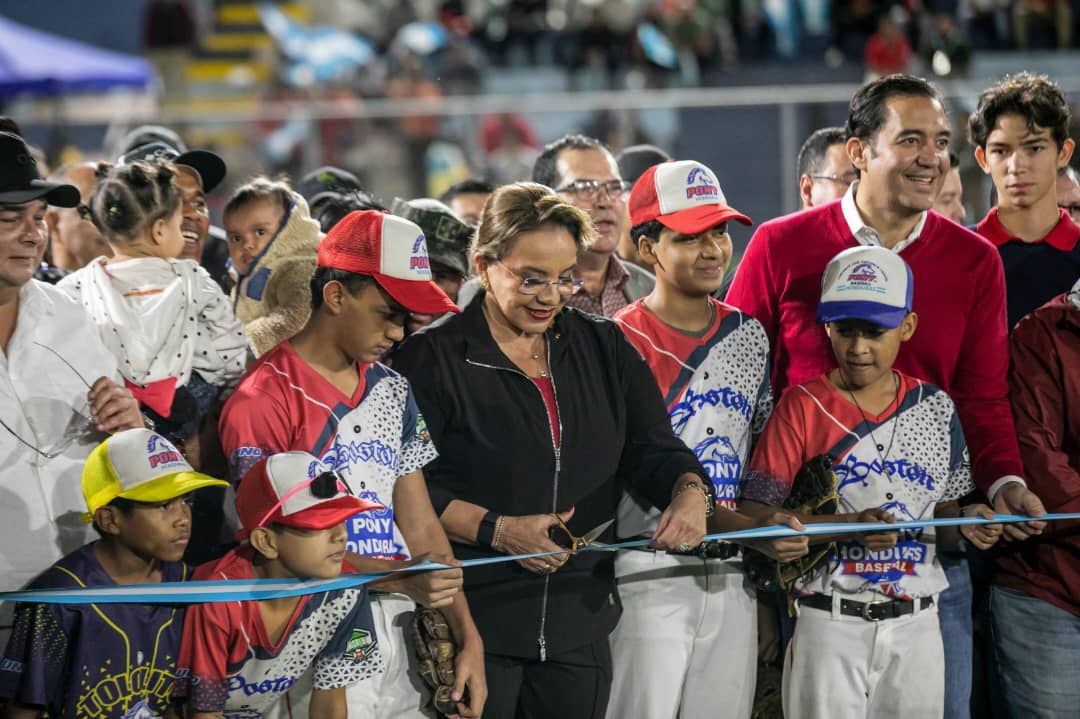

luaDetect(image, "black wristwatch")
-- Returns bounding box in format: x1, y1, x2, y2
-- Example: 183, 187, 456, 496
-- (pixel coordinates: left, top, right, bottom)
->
477, 511, 500, 547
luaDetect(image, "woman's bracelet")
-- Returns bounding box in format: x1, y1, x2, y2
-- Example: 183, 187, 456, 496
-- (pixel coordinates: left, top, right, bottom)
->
492, 516, 507, 551
674, 479, 716, 518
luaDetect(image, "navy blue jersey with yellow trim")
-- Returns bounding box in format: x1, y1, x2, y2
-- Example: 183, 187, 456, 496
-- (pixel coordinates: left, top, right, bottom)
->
0, 542, 187, 718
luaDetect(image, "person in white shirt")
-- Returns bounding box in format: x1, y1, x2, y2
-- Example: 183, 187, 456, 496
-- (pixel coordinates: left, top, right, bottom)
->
0, 130, 143, 637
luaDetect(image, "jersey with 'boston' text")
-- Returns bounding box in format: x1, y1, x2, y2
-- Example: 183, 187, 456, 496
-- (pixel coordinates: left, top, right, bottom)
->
173, 544, 382, 717
0, 543, 187, 719
614, 298, 772, 537
219, 341, 437, 559
740, 372, 973, 599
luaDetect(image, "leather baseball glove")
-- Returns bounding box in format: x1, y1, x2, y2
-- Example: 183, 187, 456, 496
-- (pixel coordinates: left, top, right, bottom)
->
412, 606, 459, 716
743, 454, 840, 608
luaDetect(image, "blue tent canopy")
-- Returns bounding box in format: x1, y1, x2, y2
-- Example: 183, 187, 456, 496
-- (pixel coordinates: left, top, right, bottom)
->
0, 15, 154, 99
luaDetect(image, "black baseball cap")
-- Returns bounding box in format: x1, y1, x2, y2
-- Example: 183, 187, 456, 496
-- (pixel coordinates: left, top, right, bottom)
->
119, 141, 227, 194
298, 166, 364, 205
0, 132, 79, 207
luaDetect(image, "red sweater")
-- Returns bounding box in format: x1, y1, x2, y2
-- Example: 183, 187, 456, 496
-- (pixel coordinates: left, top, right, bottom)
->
996, 292, 1080, 616
725, 201, 1022, 494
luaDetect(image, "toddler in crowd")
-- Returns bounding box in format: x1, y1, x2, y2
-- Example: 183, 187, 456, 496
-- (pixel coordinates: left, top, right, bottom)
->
739, 245, 1001, 719
58, 161, 246, 446
0, 428, 227, 718
173, 451, 385, 717
223, 177, 321, 357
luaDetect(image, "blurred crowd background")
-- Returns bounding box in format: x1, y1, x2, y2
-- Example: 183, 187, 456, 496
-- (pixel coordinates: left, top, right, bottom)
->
4, 0, 1080, 254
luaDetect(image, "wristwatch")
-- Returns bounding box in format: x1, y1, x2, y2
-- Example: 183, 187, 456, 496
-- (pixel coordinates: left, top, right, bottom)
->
477, 511, 500, 547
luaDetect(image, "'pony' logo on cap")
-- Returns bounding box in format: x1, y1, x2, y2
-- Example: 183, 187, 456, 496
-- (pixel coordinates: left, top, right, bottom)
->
409, 235, 430, 271
685, 166, 719, 200
843, 261, 888, 295
148, 447, 184, 470
307, 460, 321, 479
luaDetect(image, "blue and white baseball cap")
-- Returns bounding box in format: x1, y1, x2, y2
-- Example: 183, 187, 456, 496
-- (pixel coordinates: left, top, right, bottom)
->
817, 246, 913, 328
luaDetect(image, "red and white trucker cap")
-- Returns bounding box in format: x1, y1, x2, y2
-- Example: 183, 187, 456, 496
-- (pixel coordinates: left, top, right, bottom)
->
629, 160, 752, 235
236, 451, 382, 538
317, 209, 460, 316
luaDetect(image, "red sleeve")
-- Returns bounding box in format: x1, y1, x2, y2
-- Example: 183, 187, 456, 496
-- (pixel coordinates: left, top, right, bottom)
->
739, 388, 809, 506
1009, 309, 1080, 512
726, 224, 780, 359
218, 378, 293, 483
950, 246, 1024, 493
174, 602, 232, 713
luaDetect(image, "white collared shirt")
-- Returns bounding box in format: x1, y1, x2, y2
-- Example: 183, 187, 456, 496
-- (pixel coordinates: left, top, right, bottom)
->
0, 281, 119, 605
841, 180, 927, 253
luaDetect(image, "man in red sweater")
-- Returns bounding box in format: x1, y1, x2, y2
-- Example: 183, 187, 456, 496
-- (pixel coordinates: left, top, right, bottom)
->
726, 74, 1044, 526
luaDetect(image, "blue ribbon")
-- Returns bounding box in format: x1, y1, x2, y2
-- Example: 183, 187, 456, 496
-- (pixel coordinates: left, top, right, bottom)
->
2, 513, 1072, 605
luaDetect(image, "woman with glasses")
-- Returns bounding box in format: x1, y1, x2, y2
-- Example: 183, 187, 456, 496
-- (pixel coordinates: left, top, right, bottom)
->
393, 182, 710, 719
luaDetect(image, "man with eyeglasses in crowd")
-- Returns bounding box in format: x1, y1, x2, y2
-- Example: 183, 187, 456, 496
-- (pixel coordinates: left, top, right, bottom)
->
43, 162, 111, 274
533, 134, 655, 317
1057, 165, 1080, 227
798, 127, 857, 209
0, 131, 144, 644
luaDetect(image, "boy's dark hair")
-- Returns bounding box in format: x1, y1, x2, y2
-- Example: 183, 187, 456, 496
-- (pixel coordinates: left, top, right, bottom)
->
532, 134, 610, 189
224, 176, 294, 219
91, 496, 137, 536
310, 266, 377, 310
798, 127, 847, 177
630, 220, 665, 246
967, 73, 1071, 149
439, 179, 495, 204
90, 160, 182, 242
846, 74, 943, 143
313, 191, 387, 234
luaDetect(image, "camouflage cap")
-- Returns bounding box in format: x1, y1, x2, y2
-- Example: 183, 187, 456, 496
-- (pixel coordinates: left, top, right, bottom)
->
390, 197, 473, 278
298, 166, 363, 205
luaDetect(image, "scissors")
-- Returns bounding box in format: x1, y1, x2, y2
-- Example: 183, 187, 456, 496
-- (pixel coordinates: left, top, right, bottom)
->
548, 518, 614, 553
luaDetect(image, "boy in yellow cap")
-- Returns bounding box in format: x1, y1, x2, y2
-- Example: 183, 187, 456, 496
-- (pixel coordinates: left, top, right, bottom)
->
0, 428, 227, 719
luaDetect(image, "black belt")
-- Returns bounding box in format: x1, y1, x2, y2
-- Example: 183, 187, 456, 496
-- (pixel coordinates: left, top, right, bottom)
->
621, 539, 740, 560
799, 593, 934, 622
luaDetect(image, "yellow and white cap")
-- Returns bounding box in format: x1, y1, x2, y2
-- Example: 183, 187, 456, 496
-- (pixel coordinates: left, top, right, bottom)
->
81, 428, 228, 523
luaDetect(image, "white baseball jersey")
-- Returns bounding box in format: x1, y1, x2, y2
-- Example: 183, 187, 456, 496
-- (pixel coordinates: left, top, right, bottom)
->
614, 297, 772, 536
743, 372, 974, 599
220, 341, 438, 560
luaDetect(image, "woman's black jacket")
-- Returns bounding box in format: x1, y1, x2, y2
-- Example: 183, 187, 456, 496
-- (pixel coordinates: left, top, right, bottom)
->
392, 293, 706, 659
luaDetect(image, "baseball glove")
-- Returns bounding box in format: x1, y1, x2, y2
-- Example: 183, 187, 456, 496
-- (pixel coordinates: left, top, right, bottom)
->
411, 606, 459, 716
743, 454, 840, 608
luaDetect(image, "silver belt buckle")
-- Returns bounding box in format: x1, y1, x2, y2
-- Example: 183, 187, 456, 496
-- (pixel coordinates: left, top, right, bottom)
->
861, 599, 889, 621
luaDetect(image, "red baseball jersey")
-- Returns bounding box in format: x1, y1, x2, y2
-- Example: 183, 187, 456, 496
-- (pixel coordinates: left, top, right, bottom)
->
614, 298, 771, 536
741, 372, 973, 598
173, 545, 382, 716
219, 341, 437, 560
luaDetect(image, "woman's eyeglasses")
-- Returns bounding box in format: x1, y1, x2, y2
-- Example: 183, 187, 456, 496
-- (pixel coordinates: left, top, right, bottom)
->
497, 262, 584, 296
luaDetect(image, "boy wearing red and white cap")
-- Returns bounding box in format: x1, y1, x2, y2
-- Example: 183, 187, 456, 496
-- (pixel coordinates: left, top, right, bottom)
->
219, 210, 486, 718
0, 429, 226, 719
739, 245, 999, 719
608, 160, 808, 719
174, 451, 385, 718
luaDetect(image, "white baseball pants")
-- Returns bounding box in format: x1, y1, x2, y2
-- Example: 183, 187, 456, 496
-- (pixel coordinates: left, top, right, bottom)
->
605, 550, 757, 719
